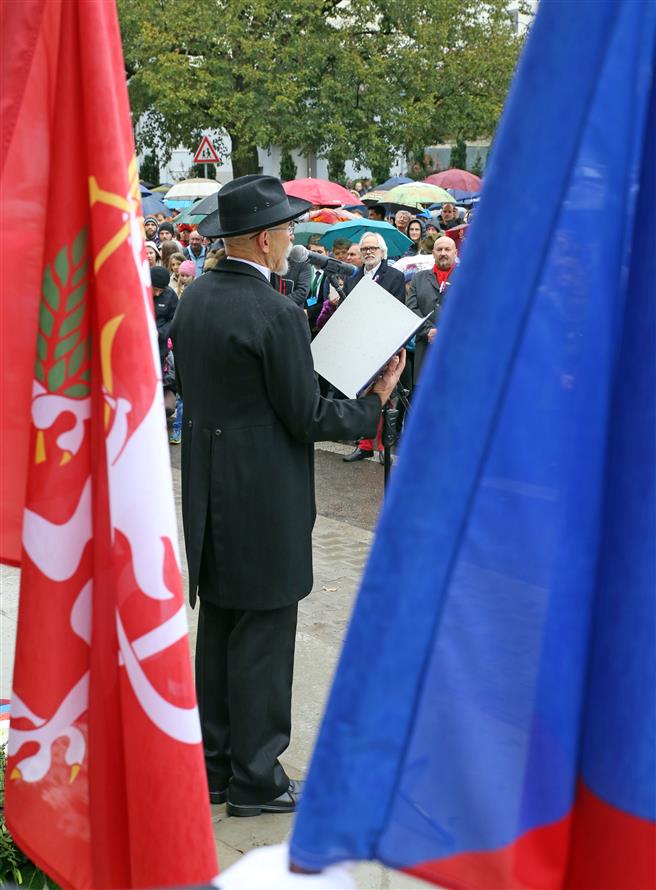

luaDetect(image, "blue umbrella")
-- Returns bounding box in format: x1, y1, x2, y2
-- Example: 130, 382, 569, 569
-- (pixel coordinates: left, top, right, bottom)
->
141, 193, 169, 217
139, 183, 152, 197
292, 222, 332, 246
377, 175, 414, 190
447, 189, 481, 203
319, 219, 412, 255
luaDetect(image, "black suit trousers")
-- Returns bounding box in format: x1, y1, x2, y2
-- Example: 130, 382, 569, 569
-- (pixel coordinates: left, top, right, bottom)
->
195, 596, 298, 805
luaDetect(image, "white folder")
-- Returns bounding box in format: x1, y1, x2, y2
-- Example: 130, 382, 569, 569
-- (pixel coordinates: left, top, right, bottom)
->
310, 277, 429, 398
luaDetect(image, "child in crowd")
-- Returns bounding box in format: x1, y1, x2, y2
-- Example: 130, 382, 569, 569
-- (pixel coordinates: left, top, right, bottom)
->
177, 260, 196, 296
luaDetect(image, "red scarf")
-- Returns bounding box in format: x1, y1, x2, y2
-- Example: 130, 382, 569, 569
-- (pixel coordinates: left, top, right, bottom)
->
433, 264, 453, 289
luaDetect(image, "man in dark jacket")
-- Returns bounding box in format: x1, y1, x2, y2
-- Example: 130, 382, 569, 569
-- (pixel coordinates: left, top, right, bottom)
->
405, 235, 458, 382
170, 175, 404, 818
151, 266, 178, 361
342, 232, 406, 462
151, 266, 178, 415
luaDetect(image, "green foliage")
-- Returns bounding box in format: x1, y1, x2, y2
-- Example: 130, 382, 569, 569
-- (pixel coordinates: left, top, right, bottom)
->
139, 150, 161, 185
470, 153, 485, 177
450, 137, 467, 170
0, 747, 59, 888
327, 146, 347, 184
279, 147, 297, 181
117, 0, 526, 176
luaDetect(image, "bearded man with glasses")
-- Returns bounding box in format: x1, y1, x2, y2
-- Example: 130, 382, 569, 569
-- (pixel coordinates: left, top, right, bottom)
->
170, 175, 405, 817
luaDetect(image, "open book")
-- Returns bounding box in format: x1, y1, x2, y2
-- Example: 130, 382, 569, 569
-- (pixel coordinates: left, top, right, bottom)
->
310, 277, 429, 398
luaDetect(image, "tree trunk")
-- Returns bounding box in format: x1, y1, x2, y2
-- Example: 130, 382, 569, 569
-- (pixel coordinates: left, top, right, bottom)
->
229, 131, 260, 178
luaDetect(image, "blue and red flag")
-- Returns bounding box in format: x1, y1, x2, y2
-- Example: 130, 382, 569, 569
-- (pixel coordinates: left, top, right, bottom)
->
290, 1, 656, 887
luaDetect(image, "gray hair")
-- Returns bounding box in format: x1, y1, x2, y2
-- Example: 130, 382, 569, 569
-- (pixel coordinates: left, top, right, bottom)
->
359, 231, 388, 259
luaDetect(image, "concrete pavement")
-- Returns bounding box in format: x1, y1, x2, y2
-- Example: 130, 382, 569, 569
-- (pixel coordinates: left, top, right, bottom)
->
0, 442, 429, 889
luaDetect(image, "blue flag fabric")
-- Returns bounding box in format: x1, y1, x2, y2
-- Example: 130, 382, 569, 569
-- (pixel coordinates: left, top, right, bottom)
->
290, 2, 655, 887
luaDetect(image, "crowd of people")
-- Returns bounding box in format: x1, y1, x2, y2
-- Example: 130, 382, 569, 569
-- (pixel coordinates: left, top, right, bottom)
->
145, 185, 470, 457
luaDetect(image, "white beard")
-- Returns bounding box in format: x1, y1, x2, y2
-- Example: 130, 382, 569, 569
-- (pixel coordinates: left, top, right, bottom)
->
275, 243, 293, 276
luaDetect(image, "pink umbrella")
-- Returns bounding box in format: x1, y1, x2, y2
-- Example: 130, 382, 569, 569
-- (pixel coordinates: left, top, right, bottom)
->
283, 178, 356, 208
425, 169, 482, 191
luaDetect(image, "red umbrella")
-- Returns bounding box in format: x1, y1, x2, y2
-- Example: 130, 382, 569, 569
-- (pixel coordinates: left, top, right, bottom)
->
425, 169, 482, 191
308, 207, 356, 224
283, 177, 356, 208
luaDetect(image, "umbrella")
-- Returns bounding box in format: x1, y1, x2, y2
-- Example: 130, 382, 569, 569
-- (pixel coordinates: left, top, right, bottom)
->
292, 222, 332, 246
283, 178, 356, 208
152, 184, 173, 193
165, 178, 220, 208
425, 168, 482, 191
139, 183, 152, 197
376, 175, 414, 190
361, 190, 390, 205
141, 193, 169, 217
392, 253, 436, 274
385, 183, 454, 207
319, 219, 412, 255
172, 191, 221, 226
446, 189, 480, 203
170, 202, 206, 227
309, 208, 356, 224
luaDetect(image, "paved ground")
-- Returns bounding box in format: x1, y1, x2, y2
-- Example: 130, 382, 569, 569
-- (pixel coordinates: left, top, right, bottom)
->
1, 439, 429, 889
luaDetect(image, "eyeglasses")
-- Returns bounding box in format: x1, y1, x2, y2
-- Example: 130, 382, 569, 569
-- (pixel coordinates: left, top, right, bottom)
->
360, 245, 381, 253
250, 221, 295, 240
268, 222, 295, 234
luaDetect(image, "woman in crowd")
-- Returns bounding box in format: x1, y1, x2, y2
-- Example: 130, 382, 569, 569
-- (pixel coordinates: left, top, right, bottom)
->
145, 241, 161, 267
403, 218, 425, 256
160, 240, 180, 270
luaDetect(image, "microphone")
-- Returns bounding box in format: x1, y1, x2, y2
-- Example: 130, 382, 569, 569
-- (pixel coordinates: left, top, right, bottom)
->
288, 244, 357, 277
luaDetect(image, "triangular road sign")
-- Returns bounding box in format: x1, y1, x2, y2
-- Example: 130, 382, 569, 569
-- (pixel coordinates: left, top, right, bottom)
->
193, 136, 220, 164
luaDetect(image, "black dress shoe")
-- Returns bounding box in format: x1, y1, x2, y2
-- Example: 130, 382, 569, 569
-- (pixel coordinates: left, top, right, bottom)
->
343, 447, 374, 462
209, 787, 228, 805
226, 779, 304, 817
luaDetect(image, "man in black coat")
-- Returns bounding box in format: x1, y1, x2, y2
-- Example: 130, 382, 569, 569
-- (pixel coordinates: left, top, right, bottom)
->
405, 235, 458, 382
170, 175, 405, 817
343, 232, 405, 303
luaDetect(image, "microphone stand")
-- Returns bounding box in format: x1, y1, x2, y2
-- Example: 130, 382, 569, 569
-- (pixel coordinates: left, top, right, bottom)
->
325, 272, 348, 302
382, 385, 411, 489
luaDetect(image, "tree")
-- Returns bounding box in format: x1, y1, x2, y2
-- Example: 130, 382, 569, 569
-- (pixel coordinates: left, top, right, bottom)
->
470, 153, 485, 177
450, 138, 468, 170
279, 148, 297, 181
139, 150, 160, 185
327, 147, 347, 184
117, 0, 527, 178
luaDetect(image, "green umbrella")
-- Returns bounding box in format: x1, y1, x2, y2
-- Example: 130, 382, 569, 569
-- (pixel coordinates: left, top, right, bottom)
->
361, 190, 389, 205
385, 183, 454, 207
292, 222, 332, 246
171, 200, 207, 226
319, 220, 412, 255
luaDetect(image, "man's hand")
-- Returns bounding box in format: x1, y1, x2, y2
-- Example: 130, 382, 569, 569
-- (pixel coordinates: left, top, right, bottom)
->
371, 349, 406, 406
427, 326, 437, 344
328, 285, 341, 306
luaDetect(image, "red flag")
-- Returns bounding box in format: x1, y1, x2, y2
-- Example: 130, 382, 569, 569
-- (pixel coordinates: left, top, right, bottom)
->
0, 1, 218, 886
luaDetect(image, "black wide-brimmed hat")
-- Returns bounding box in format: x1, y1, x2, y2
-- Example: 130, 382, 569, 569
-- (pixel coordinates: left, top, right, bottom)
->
198, 175, 311, 238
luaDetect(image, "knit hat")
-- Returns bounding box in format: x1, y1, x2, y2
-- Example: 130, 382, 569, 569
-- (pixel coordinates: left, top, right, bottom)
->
144, 240, 161, 257
144, 215, 158, 226
150, 266, 170, 288
158, 221, 175, 235
178, 260, 196, 278
177, 223, 193, 233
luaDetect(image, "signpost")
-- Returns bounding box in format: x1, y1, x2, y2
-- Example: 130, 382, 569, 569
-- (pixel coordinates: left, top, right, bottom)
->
193, 136, 221, 179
